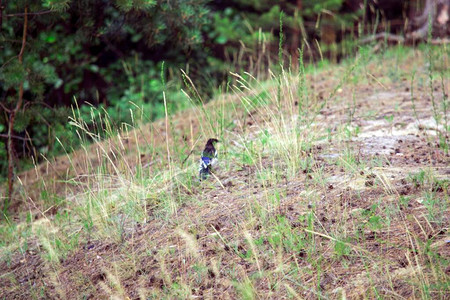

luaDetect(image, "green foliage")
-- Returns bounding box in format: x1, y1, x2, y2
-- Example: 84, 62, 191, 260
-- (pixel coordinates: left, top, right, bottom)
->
115, 0, 157, 11
0, 0, 212, 180
408, 169, 427, 188
303, 0, 344, 15
334, 239, 351, 257
0, 0, 367, 181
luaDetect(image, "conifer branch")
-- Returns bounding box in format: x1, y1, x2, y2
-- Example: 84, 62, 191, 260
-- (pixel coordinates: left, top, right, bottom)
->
0, 134, 31, 141
5, 9, 53, 17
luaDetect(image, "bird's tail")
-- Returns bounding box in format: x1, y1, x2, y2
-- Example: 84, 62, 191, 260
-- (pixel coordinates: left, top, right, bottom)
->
199, 166, 210, 181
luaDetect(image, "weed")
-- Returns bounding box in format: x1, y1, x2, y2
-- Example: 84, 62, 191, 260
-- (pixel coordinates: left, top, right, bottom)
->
408, 169, 427, 188
399, 195, 411, 209
422, 192, 447, 225
234, 278, 256, 300
334, 239, 351, 258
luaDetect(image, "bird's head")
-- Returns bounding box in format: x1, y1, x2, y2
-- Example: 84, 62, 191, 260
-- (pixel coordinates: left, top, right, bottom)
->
206, 138, 219, 145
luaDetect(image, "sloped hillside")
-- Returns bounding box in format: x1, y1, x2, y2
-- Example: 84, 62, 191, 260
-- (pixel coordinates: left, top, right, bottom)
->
1, 46, 449, 299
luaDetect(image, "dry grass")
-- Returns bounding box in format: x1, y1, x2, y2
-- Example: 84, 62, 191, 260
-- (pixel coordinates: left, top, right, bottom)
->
1, 45, 449, 299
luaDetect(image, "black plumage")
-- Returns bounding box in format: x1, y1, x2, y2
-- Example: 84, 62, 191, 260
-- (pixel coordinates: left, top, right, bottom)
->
199, 138, 219, 180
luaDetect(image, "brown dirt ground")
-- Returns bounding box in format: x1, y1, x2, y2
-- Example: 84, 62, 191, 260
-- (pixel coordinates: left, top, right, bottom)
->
1, 49, 449, 299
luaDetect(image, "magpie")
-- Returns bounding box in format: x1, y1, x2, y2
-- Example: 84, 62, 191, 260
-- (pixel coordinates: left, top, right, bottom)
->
199, 138, 219, 180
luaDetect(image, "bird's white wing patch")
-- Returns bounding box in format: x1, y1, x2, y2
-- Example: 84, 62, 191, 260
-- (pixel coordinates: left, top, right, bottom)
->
211, 150, 218, 167
211, 157, 218, 167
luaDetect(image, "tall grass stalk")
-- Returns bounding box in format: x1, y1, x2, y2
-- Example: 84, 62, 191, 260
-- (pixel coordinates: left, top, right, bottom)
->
277, 11, 284, 113
297, 45, 308, 119
426, 12, 440, 132
439, 65, 449, 153
410, 70, 421, 126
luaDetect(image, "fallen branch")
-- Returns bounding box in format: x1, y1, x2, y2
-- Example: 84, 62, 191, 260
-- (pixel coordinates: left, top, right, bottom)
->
360, 34, 449, 45
360, 32, 405, 44
430, 38, 450, 44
